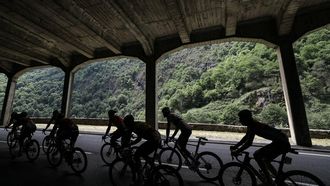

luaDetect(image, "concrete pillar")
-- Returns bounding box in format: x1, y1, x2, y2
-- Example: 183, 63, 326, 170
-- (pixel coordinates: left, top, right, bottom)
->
61, 70, 74, 117
145, 57, 158, 129
276, 39, 312, 147
0, 76, 17, 126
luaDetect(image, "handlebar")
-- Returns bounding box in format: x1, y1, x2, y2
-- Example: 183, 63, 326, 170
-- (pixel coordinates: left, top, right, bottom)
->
196, 136, 208, 141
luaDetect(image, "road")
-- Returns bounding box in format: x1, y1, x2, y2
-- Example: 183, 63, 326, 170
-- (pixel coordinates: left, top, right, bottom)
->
0, 129, 329, 186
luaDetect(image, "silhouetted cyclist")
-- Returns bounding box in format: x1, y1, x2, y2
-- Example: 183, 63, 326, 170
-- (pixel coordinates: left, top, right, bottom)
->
55, 118, 79, 152
162, 107, 194, 162
123, 114, 161, 168
42, 110, 64, 137
102, 110, 126, 148
11, 112, 37, 155
5, 112, 19, 132
123, 114, 161, 185
230, 109, 291, 186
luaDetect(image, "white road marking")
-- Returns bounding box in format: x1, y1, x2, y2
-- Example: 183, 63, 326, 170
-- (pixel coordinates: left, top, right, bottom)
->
299, 152, 330, 158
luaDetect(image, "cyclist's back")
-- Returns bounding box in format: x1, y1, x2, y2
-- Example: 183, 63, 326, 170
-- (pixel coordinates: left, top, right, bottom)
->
123, 115, 160, 168
56, 118, 79, 149
162, 107, 192, 161
102, 110, 126, 147
42, 110, 64, 136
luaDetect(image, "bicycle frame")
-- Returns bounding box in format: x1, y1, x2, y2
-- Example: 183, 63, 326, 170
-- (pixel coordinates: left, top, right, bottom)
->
233, 150, 296, 184
168, 137, 207, 162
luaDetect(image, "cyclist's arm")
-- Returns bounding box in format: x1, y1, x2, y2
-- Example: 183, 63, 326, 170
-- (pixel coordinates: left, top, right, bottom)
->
103, 122, 112, 137
234, 131, 254, 153
165, 121, 170, 141
171, 127, 179, 139
130, 135, 142, 146
44, 117, 54, 130
5, 122, 13, 128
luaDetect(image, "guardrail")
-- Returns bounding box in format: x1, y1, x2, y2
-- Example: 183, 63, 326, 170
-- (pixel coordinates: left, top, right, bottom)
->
31, 117, 330, 139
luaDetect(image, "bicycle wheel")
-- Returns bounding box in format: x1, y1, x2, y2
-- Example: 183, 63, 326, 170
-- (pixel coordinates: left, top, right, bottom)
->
100, 143, 117, 165
150, 165, 184, 186
7, 131, 15, 147
9, 138, 20, 158
25, 139, 40, 161
195, 151, 223, 181
42, 136, 54, 154
70, 147, 88, 174
109, 158, 136, 186
219, 162, 257, 186
158, 147, 182, 171
46, 144, 62, 167
279, 170, 325, 186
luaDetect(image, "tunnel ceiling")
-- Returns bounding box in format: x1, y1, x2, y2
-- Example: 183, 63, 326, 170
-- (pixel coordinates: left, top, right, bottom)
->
0, 0, 330, 75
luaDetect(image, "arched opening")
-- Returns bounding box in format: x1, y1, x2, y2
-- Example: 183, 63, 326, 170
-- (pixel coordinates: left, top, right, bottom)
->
70, 57, 146, 120
293, 24, 330, 130
156, 40, 288, 129
12, 67, 64, 117
0, 73, 8, 120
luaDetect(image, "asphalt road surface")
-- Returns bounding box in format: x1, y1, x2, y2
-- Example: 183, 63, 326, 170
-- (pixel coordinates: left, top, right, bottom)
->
0, 129, 329, 186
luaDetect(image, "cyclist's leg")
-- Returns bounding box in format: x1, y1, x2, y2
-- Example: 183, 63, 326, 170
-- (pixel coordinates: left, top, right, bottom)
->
18, 129, 28, 154
134, 140, 158, 185
110, 129, 121, 148
254, 141, 288, 185
70, 129, 79, 148
55, 130, 65, 153
177, 129, 193, 161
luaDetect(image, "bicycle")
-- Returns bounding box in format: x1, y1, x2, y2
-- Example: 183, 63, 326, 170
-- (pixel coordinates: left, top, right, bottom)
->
8, 129, 40, 161
100, 134, 128, 165
109, 145, 184, 186
41, 130, 56, 154
158, 136, 223, 181
218, 148, 325, 186
46, 139, 88, 174
5, 127, 20, 148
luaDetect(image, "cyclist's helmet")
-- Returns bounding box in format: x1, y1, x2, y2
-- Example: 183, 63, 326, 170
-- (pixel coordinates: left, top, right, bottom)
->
238, 109, 252, 119
52, 110, 59, 116
124, 114, 134, 128
162, 107, 171, 117
20, 111, 28, 118
108, 109, 117, 116
11, 112, 18, 118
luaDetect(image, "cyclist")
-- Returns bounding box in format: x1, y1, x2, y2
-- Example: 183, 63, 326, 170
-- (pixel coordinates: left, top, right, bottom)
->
55, 117, 79, 152
12, 112, 37, 155
5, 112, 20, 132
42, 110, 64, 137
102, 109, 126, 148
230, 109, 291, 186
122, 114, 161, 185
162, 107, 194, 163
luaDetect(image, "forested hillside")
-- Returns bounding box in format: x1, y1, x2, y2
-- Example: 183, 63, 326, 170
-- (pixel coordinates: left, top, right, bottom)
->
0, 26, 329, 129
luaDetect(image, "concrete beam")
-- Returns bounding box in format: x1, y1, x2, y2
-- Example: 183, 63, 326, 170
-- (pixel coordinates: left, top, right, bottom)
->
61, 70, 75, 117
101, 0, 153, 56
0, 77, 16, 126
225, 0, 239, 36
145, 57, 158, 129
277, 38, 312, 147
0, 2, 94, 58
164, 0, 190, 43
278, 0, 300, 36
0, 16, 71, 67
50, 0, 121, 54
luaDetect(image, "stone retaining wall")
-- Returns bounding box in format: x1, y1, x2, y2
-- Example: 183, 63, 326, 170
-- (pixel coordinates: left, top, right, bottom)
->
32, 117, 330, 139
